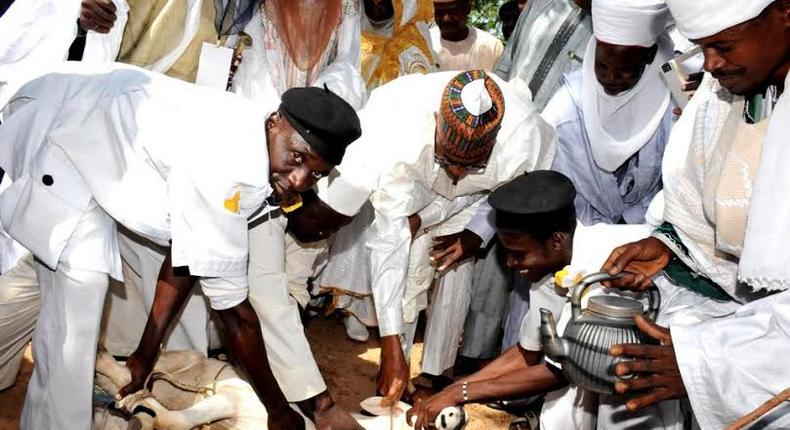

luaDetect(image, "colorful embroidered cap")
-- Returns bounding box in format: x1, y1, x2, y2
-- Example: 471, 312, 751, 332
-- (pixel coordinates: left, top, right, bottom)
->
437, 70, 505, 164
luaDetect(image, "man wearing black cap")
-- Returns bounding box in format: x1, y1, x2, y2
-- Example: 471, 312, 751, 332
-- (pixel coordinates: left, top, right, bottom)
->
0, 62, 360, 430
407, 171, 652, 430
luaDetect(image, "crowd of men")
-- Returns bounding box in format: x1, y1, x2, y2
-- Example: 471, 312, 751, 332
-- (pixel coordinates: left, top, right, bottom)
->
0, 0, 788, 429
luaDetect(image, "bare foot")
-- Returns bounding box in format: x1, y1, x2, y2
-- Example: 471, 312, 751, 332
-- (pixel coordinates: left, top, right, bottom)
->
118, 352, 155, 398
298, 391, 363, 430
313, 404, 364, 430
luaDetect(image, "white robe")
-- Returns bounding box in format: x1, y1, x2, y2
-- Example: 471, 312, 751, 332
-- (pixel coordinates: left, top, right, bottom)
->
428, 25, 503, 73
232, 0, 367, 111
493, 0, 592, 111
0, 63, 271, 428
319, 71, 555, 373
658, 71, 790, 429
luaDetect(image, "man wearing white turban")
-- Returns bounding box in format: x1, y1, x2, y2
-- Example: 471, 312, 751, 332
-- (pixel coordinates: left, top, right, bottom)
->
603, 1, 790, 429
545, 0, 675, 226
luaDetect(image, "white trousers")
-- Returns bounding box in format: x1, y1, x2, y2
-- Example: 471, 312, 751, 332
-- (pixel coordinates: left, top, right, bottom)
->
414, 205, 477, 375
18, 200, 117, 430
322, 203, 478, 376
101, 229, 216, 356
0, 252, 39, 391
103, 216, 328, 402
248, 215, 326, 402
22, 261, 108, 430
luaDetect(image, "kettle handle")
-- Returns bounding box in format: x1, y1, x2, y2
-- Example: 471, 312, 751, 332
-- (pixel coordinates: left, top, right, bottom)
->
570, 272, 661, 321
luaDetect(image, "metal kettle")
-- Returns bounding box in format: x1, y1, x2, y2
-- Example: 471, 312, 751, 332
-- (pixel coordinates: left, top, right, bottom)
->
540, 271, 660, 394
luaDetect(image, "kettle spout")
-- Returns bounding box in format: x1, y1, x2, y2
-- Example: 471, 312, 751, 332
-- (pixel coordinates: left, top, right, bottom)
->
540, 308, 568, 362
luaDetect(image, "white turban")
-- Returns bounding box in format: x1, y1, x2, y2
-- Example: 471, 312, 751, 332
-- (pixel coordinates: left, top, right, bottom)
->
666, 0, 774, 40
592, 0, 671, 47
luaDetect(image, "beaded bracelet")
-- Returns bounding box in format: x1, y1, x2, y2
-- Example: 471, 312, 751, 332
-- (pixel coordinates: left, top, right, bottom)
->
461, 381, 470, 403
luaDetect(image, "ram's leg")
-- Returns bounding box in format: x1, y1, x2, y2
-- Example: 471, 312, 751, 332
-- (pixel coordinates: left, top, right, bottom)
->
95, 349, 132, 393
141, 393, 238, 430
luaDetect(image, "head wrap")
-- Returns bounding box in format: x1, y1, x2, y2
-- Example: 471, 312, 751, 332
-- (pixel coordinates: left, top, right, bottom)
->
280, 86, 362, 166
489, 171, 577, 236
315, 170, 371, 217
666, 0, 775, 40
592, 0, 671, 47
437, 70, 505, 164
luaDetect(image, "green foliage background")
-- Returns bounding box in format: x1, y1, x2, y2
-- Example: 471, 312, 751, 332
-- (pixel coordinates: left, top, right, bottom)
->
469, 0, 507, 39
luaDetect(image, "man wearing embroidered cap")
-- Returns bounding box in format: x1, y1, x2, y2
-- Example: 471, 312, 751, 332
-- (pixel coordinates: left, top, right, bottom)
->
0, 62, 360, 430
601, 1, 790, 428
316, 69, 555, 405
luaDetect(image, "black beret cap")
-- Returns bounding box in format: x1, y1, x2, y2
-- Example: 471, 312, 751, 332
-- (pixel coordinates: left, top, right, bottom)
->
279, 86, 361, 166
488, 170, 577, 235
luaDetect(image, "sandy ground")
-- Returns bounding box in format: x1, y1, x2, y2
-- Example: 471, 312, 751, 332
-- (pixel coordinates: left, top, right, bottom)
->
0, 315, 514, 430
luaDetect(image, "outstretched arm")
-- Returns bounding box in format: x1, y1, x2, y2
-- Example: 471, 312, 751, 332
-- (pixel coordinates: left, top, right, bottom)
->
407, 356, 566, 430
120, 250, 196, 397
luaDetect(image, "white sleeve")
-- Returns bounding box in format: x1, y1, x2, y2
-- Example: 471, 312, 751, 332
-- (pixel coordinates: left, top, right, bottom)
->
368, 208, 411, 337
82, 0, 129, 63
0, 0, 79, 67
671, 290, 790, 430
519, 282, 568, 352
464, 201, 496, 247
199, 275, 249, 310
417, 193, 485, 232
311, 0, 366, 109
367, 175, 424, 337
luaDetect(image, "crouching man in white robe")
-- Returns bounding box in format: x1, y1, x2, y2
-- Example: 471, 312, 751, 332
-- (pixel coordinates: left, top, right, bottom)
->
0, 62, 361, 430
318, 70, 555, 404
602, 0, 790, 428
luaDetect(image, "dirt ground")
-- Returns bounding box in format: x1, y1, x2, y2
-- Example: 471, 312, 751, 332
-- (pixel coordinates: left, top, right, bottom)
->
0, 315, 514, 430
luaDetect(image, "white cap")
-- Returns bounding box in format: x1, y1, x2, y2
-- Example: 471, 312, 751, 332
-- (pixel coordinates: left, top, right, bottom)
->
666, 0, 774, 40
593, 0, 671, 47
316, 171, 371, 217
460, 78, 493, 116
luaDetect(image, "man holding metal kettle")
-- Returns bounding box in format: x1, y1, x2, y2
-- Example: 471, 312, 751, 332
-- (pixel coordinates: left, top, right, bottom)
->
603, 0, 790, 428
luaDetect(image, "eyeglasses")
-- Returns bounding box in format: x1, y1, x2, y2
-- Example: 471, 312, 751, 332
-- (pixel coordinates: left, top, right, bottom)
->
434, 154, 488, 173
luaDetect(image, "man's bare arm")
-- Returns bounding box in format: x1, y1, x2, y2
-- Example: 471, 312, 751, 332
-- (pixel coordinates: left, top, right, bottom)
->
120, 250, 196, 397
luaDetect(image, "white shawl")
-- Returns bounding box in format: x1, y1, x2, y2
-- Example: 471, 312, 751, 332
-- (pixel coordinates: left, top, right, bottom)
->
739, 71, 790, 291
581, 36, 672, 172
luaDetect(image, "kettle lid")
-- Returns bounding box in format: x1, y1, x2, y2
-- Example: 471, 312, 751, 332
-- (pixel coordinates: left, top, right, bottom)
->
587, 295, 644, 319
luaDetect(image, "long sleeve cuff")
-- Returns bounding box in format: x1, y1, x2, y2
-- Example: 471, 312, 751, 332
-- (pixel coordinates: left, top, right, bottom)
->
465, 201, 496, 247
376, 307, 404, 337
416, 199, 445, 231
671, 324, 721, 430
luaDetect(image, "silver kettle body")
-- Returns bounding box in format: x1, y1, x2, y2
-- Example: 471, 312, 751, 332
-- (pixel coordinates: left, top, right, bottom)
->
540, 272, 660, 394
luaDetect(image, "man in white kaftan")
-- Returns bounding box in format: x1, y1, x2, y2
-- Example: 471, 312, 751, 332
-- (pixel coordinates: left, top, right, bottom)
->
0, 63, 271, 429
0, 1, 365, 417
0, 62, 361, 429
429, 0, 503, 72
318, 70, 555, 403
602, 1, 790, 428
